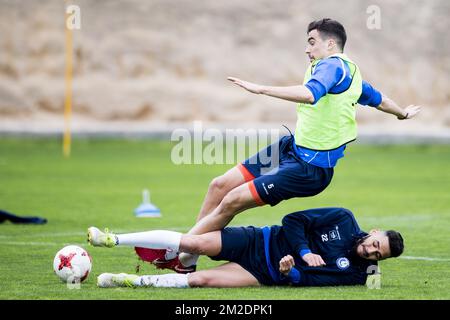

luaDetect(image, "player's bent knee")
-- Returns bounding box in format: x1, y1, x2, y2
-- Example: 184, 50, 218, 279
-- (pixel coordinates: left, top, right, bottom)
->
209, 176, 227, 193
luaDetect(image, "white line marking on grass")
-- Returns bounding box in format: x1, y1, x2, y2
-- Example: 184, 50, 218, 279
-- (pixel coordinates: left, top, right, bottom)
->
399, 256, 450, 262
24, 231, 86, 238
0, 241, 132, 247
0, 241, 86, 246
0, 227, 191, 240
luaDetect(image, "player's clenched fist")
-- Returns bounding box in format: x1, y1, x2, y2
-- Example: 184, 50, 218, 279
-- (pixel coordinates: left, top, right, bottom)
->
279, 255, 295, 276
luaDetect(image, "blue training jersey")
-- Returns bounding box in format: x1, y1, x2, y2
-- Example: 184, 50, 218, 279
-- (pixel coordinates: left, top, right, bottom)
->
260, 207, 377, 286
296, 57, 383, 168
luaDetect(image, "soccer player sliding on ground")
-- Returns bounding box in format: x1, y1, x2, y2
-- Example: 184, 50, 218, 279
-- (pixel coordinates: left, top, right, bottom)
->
88, 207, 403, 288
141, 18, 419, 273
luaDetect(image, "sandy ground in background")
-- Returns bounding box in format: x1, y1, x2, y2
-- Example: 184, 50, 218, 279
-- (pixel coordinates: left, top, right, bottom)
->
0, 0, 449, 139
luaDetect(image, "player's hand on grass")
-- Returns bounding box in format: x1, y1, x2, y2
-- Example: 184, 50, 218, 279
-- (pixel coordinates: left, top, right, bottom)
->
279, 255, 295, 276
227, 77, 263, 94
398, 105, 421, 120
302, 253, 326, 267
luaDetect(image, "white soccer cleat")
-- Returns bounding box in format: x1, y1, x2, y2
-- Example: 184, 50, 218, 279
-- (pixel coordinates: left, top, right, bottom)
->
97, 273, 117, 288
97, 273, 139, 288
87, 227, 117, 248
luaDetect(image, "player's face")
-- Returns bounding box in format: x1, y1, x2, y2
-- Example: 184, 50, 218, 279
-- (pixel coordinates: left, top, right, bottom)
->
305, 29, 331, 62
356, 231, 391, 261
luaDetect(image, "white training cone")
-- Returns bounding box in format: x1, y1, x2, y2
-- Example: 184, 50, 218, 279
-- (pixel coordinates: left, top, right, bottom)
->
134, 189, 161, 218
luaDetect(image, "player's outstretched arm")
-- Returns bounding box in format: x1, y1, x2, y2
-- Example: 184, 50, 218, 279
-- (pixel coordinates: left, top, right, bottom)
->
376, 94, 421, 120
227, 77, 314, 104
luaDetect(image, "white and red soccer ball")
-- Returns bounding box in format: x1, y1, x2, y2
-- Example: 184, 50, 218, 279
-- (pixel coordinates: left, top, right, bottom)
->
53, 245, 92, 283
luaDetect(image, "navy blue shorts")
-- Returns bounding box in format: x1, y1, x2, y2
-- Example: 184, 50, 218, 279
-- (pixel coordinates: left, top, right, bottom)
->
238, 135, 334, 206
209, 226, 274, 285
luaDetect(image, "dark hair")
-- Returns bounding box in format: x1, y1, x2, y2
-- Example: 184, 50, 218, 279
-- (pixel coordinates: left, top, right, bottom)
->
386, 230, 404, 258
307, 18, 347, 51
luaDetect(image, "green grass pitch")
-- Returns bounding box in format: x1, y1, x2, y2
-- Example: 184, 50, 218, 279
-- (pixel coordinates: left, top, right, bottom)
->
0, 137, 449, 299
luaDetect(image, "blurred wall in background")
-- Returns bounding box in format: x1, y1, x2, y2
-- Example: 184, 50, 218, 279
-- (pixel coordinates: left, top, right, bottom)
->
0, 0, 449, 135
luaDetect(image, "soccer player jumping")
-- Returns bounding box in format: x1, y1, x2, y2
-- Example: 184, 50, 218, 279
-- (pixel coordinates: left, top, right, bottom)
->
147, 18, 420, 272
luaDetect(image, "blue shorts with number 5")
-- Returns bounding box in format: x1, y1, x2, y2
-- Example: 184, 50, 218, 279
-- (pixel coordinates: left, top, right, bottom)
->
238, 135, 334, 206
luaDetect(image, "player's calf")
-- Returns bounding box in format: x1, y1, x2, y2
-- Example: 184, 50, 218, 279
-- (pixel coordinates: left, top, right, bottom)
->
179, 232, 221, 256
186, 271, 211, 287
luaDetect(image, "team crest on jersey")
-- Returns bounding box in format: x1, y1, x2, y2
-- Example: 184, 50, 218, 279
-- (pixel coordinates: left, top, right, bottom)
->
322, 226, 341, 242
336, 257, 350, 270
329, 228, 341, 241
